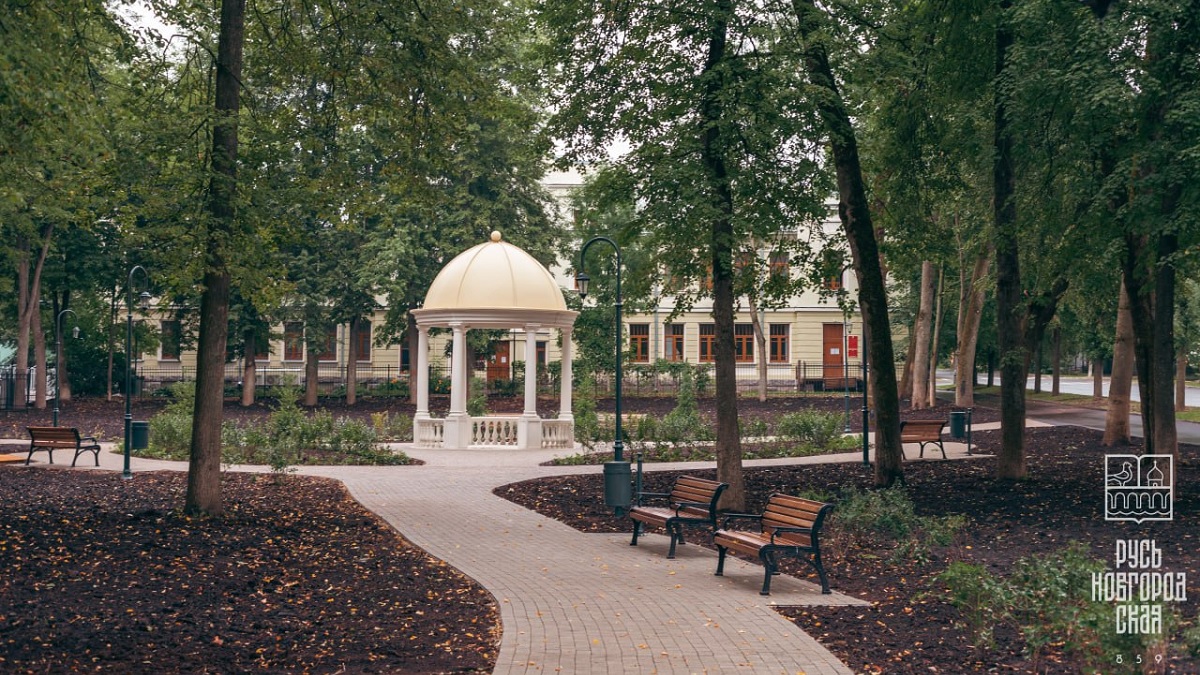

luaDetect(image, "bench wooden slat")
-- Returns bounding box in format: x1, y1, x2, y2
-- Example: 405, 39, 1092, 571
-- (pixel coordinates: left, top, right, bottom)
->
714, 494, 833, 595
629, 475, 728, 559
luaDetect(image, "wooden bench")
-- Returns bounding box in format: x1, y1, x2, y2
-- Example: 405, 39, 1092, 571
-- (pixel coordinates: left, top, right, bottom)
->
629, 475, 728, 559
900, 419, 947, 458
714, 494, 834, 595
26, 426, 101, 467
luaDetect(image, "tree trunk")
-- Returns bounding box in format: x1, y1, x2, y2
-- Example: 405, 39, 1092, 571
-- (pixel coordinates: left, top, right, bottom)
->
1177, 344, 1188, 412
186, 0, 245, 517
955, 251, 990, 407
994, 1, 1026, 479
1123, 233, 1178, 460
1092, 358, 1104, 400
748, 296, 767, 402
927, 265, 945, 407
1033, 340, 1043, 393
1104, 278, 1134, 446
33, 304, 47, 409
241, 327, 256, 406
699, 0, 745, 511
1051, 328, 1062, 396
911, 261, 935, 410
898, 321, 917, 405
305, 347, 319, 406
347, 319, 358, 406
14, 226, 54, 411
106, 291, 117, 401
795, 0, 903, 486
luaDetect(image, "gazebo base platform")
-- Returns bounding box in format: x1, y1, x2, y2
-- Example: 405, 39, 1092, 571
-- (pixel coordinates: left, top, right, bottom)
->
414, 416, 574, 450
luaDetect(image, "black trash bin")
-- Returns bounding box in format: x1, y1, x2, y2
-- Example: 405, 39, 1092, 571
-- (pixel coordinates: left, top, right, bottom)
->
949, 411, 967, 439
131, 420, 150, 450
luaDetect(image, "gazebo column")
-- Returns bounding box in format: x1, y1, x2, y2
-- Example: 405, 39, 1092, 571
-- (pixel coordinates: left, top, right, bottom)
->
444, 322, 472, 449
518, 324, 542, 449
559, 327, 573, 421
415, 326, 430, 419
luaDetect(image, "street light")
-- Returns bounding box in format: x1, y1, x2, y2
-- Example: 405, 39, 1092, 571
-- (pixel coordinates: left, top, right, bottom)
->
576, 236, 631, 513
124, 265, 151, 480
53, 309, 79, 427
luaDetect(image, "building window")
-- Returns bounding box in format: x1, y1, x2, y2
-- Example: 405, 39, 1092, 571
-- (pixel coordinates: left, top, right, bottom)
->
536, 341, 547, 368
734, 324, 754, 362
319, 325, 337, 361
770, 252, 789, 280
284, 322, 304, 361
400, 343, 410, 373
629, 324, 650, 363
824, 275, 843, 291
699, 324, 715, 363
769, 324, 789, 363
160, 321, 181, 361
353, 321, 371, 362
664, 323, 684, 362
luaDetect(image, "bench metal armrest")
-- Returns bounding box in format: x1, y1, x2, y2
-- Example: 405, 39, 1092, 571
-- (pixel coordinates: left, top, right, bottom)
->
769, 526, 814, 544
672, 500, 709, 515
719, 513, 763, 529
80, 436, 99, 444
633, 491, 670, 506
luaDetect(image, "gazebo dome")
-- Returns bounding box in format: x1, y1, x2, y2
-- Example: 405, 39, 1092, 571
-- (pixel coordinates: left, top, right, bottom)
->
422, 231, 567, 312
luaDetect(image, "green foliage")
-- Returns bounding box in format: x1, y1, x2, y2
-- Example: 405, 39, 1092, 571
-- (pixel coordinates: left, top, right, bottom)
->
828, 487, 966, 565
144, 381, 409, 466
370, 411, 413, 442
572, 371, 601, 447
776, 410, 844, 448
658, 365, 711, 443
467, 377, 488, 417
936, 543, 1175, 672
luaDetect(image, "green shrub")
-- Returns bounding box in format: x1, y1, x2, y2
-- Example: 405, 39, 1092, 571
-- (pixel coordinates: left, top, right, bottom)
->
659, 365, 711, 443
936, 542, 1175, 672
573, 372, 601, 447
467, 378, 488, 417
371, 411, 413, 441
776, 410, 844, 447
828, 487, 966, 564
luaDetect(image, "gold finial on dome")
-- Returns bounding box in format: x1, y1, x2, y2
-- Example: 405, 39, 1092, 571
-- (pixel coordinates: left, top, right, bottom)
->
490, 231, 502, 242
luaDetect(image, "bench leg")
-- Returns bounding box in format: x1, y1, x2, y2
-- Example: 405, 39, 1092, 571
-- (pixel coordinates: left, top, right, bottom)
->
72, 446, 100, 468
759, 549, 776, 595
666, 523, 679, 559
937, 440, 947, 459
630, 520, 642, 547
715, 546, 728, 576
812, 550, 831, 594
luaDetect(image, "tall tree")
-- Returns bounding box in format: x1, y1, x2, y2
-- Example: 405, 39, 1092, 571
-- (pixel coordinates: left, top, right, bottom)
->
186, 0, 245, 516
790, 0, 904, 486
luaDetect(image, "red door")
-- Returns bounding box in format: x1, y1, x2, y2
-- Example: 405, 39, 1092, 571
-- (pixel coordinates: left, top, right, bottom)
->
487, 342, 510, 382
822, 323, 844, 381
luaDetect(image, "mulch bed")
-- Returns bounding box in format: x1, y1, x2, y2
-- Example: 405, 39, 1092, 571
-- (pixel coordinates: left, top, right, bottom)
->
0, 468, 498, 674
498, 424, 1200, 674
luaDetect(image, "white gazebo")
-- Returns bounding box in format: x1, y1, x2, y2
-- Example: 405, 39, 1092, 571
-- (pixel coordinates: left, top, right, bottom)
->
410, 231, 578, 450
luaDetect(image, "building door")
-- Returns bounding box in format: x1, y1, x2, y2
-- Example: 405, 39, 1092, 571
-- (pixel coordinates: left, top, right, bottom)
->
822, 323, 844, 381
487, 341, 510, 383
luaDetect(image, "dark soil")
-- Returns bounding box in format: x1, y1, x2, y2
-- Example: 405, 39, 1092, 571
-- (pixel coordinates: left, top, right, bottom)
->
0, 468, 498, 674
498, 424, 1200, 674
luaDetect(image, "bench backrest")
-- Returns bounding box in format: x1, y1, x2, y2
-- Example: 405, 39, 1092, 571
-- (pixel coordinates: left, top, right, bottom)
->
760, 494, 833, 547
900, 420, 945, 437
669, 476, 728, 522
28, 426, 83, 447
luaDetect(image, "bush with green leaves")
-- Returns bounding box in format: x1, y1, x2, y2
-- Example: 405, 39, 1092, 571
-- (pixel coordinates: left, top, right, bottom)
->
828, 487, 966, 564
658, 364, 712, 443
143, 380, 409, 466
371, 411, 413, 441
776, 410, 844, 448
936, 543, 1177, 672
573, 372, 601, 448
467, 377, 488, 416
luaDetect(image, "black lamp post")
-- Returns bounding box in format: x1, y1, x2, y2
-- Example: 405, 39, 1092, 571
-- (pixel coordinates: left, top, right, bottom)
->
53, 308, 79, 427
124, 265, 150, 480
576, 236, 631, 513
